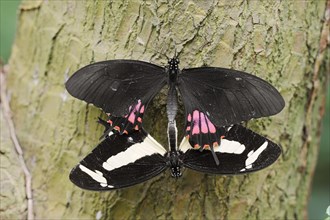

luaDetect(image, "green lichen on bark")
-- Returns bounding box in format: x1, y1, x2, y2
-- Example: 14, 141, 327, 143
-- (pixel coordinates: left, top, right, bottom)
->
0, 107, 27, 219
4, 0, 329, 219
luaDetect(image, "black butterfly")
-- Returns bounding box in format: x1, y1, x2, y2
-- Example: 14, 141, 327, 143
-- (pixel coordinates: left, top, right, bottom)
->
65, 58, 285, 154
69, 121, 281, 190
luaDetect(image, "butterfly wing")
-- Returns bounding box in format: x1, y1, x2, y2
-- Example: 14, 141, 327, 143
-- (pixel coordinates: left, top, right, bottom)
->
178, 67, 285, 128
66, 60, 167, 132
70, 130, 167, 190
179, 124, 282, 174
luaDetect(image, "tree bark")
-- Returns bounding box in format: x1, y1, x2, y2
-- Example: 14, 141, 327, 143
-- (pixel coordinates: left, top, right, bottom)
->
1, 0, 329, 219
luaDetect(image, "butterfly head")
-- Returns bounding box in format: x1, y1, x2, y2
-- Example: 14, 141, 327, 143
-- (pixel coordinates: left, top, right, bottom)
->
166, 151, 183, 178
170, 166, 182, 178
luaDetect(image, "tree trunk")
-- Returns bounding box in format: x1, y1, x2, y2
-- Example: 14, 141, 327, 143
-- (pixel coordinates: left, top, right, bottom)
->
1, 0, 329, 219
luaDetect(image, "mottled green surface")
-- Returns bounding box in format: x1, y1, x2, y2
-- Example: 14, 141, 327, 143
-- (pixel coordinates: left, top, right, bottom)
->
4, 0, 329, 219
0, 106, 27, 219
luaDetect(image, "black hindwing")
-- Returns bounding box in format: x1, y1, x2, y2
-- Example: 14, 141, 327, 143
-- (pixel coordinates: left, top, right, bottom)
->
70, 130, 167, 190
181, 124, 282, 174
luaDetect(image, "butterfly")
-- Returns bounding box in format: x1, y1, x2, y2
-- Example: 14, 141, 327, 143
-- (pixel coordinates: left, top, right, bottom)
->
69, 119, 282, 190
65, 58, 285, 155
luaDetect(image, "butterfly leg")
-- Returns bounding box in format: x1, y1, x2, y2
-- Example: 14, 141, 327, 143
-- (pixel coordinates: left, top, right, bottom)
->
97, 117, 114, 140
97, 117, 111, 131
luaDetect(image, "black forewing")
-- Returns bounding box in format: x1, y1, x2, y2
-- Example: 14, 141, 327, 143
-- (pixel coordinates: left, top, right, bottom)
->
181, 125, 282, 174
65, 60, 166, 116
70, 130, 167, 190
178, 67, 285, 127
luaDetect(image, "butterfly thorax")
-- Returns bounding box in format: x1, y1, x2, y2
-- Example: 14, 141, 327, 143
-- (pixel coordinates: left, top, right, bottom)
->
166, 151, 183, 178
168, 58, 180, 83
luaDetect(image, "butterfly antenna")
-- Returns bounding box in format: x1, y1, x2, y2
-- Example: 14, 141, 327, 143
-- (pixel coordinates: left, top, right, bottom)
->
164, 52, 170, 60
157, 49, 169, 60
147, 45, 170, 62
97, 117, 110, 131
97, 117, 113, 140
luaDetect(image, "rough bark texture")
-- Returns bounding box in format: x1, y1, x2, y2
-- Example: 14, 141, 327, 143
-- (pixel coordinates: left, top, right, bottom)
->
1, 0, 329, 219
0, 102, 27, 219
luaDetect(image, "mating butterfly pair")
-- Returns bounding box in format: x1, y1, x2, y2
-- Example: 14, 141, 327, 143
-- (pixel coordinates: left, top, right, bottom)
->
66, 57, 284, 190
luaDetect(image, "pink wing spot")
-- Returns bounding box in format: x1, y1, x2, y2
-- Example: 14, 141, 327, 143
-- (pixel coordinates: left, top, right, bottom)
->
134, 100, 142, 111
192, 110, 199, 123
192, 110, 200, 135
205, 117, 216, 133
187, 113, 192, 122
140, 105, 145, 113
190, 110, 217, 134
107, 120, 113, 125
127, 100, 143, 124
186, 126, 191, 131
137, 117, 142, 123
200, 112, 208, 133
128, 111, 136, 123
192, 124, 200, 135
